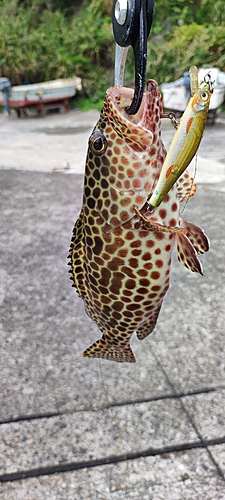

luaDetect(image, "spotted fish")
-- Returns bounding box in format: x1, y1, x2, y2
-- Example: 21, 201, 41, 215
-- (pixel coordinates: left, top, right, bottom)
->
69, 80, 209, 363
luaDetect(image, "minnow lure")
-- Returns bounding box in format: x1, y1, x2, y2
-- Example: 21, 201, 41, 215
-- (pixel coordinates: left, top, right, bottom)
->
147, 68, 213, 211
69, 80, 209, 363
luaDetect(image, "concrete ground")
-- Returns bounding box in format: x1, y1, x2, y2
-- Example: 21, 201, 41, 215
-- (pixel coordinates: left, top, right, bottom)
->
0, 107, 225, 499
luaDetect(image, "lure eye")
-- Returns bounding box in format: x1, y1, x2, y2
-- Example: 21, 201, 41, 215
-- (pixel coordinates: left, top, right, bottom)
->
201, 91, 208, 101
89, 130, 107, 156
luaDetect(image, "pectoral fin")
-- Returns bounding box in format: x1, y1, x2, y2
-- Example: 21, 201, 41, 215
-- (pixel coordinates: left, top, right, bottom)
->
176, 233, 203, 274
180, 218, 209, 254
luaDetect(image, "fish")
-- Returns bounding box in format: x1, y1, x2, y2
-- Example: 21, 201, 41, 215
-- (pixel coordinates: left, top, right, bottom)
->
68, 80, 209, 363
147, 69, 213, 211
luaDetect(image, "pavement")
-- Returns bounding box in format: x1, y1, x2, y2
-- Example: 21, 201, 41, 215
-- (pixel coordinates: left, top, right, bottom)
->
0, 107, 225, 499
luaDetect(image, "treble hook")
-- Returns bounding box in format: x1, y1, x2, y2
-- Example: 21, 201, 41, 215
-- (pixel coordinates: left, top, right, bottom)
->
112, 0, 154, 115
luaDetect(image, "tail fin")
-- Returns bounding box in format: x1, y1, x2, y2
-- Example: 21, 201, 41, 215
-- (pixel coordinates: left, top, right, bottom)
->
82, 338, 136, 363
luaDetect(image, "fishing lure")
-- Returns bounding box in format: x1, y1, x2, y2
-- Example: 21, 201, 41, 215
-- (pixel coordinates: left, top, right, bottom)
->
147, 68, 213, 211
68, 80, 209, 363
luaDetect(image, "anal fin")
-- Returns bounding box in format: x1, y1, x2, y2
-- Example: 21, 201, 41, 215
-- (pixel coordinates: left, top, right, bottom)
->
82, 338, 136, 363
136, 304, 163, 340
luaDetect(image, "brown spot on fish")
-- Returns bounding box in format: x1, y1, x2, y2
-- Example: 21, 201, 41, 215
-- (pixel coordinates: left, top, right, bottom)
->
151, 271, 160, 280
101, 295, 111, 304
144, 262, 153, 270
123, 265, 136, 278
108, 257, 124, 271
146, 240, 155, 248
117, 241, 127, 253
93, 168, 100, 180
111, 204, 119, 215
127, 168, 135, 178
131, 248, 142, 257
121, 197, 132, 207
93, 236, 104, 255
100, 267, 111, 285
169, 218, 177, 227
159, 209, 167, 219
137, 269, 148, 277
124, 180, 131, 190
110, 272, 124, 294
135, 194, 146, 205
155, 259, 164, 268
129, 257, 139, 268
155, 232, 165, 241
171, 202, 178, 212
122, 156, 129, 166
132, 178, 141, 189
101, 178, 108, 189
139, 278, 150, 287
133, 294, 145, 303
126, 279, 136, 289
121, 210, 130, 222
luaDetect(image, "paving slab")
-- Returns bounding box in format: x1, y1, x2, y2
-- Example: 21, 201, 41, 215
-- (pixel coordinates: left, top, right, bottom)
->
0, 111, 225, 182
209, 443, 225, 479
0, 449, 225, 500
0, 110, 99, 173
181, 389, 225, 441
0, 399, 199, 476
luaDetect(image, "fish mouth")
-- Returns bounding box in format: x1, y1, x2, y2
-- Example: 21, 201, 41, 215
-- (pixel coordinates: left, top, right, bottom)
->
108, 86, 145, 124
106, 80, 161, 141
105, 86, 154, 151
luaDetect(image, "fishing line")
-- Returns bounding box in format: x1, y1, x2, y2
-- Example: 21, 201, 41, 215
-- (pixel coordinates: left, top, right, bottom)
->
99, 359, 131, 495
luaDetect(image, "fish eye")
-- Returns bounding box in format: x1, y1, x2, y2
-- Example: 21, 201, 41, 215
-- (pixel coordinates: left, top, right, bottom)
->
201, 91, 208, 101
89, 130, 107, 156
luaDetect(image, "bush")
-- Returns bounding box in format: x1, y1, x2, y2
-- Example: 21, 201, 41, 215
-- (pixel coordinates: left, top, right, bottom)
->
1, 0, 225, 109
147, 23, 225, 84
0, 0, 114, 98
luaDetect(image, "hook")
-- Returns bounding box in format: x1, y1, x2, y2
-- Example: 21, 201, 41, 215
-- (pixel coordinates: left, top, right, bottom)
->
112, 0, 154, 115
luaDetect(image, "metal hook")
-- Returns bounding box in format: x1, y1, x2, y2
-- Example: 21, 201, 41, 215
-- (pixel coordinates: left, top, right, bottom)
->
112, 0, 154, 115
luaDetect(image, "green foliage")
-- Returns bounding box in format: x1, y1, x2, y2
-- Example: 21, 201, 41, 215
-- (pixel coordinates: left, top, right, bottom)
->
147, 23, 225, 84
0, 0, 114, 100
152, 0, 225, 34
0, 0, 225, 109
